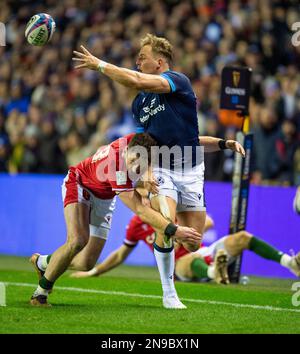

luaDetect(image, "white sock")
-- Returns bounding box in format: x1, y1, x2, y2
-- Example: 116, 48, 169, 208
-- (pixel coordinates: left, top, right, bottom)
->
207, 265, 215, 279
154, 247, 177, 298
33, 285, 49, 297
37, 255, 49, 271
280, 254, 292, 268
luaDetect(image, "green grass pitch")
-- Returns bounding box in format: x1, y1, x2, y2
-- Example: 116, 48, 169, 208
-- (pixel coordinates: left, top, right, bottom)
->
0, 255, 300, 334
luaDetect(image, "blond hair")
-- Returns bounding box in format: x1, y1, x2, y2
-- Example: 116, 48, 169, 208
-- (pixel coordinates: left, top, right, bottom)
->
140, 34, 173, 64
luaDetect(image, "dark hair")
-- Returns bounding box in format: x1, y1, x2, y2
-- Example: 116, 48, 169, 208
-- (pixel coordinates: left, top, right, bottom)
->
127, 133, 157, 164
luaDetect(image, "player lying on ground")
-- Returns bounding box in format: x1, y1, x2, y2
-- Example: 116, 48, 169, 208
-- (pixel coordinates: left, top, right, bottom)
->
175, 230, 300, 282
72, 34, 245, 309
30, 133, 202, 308
71, 214, 300, 282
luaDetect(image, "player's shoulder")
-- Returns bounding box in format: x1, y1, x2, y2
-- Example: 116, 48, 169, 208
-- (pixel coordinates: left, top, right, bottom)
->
160, 70, 193, 93
162, 70, 189, 79
161, 70, 191, 84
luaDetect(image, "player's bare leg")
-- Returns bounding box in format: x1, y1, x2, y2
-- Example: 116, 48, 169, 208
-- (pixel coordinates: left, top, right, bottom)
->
151, 195, 186, 309
30, 236, 104, 284
30, 203, 90, 306
224, 231, 300, 277
176, 210, 206, 252
175, 253, 216, 282
70, 237, 106, 271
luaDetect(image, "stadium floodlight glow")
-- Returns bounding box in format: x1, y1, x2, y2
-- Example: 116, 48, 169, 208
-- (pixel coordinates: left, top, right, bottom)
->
0, 22, 6, 46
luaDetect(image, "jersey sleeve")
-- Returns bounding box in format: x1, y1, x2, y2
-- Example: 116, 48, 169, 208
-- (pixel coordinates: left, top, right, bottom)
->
160, 71, 188, 94
123, 224, 139, 248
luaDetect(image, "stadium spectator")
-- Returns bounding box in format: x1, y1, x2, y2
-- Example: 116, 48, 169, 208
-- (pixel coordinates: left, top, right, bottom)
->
0, 0, 299, 184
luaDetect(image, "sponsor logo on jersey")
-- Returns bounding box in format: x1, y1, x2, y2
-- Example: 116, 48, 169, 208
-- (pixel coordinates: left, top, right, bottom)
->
140, 97, 166, 123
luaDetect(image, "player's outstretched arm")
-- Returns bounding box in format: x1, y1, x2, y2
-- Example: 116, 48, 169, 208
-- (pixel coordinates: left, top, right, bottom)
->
199, 136, 245, 157
70, 245, 133, 278
119, 190, 202, 245
72, 45, 170, 93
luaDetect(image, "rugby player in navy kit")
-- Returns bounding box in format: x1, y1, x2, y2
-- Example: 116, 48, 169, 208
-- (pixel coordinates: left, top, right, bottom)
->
73, 34, 244, 309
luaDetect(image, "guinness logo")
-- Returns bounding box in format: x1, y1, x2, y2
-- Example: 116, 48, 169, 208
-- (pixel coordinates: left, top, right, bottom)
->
232, 71, 240, 87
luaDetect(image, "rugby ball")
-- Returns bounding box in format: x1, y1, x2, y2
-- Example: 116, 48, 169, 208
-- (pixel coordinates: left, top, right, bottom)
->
25, 13, 56, 46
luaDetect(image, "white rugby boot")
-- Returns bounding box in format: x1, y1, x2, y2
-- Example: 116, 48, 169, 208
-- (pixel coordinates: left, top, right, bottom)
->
163, 294, 187, 309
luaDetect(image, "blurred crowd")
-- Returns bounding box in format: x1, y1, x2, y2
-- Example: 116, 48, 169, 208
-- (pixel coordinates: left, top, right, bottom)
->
0, 0, 299, 185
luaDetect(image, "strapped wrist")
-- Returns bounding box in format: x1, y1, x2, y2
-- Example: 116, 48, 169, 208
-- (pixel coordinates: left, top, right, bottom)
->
97, 60, 108, 73
218, 139, 227, 150
164, 223, 178, 239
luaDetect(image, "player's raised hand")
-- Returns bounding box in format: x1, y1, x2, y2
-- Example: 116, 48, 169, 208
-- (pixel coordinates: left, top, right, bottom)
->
72, 45, 101, 70
174, 226, 202, 245
225, 140, 246, 157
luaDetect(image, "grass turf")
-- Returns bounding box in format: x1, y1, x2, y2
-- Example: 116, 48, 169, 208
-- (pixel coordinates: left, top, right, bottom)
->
0, 255, 299, 334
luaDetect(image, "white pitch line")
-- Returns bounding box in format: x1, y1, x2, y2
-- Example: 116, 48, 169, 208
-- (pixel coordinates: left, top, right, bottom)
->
4, 281, 300, 314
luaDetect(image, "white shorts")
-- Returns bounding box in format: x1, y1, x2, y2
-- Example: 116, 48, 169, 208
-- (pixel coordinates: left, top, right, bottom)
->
196, 237, 236, 265
152, 163, 206, 212
62, 170, 116, 240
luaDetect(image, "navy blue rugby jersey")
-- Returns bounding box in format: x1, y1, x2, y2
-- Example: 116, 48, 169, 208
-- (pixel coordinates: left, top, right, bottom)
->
131, 70, 202, 168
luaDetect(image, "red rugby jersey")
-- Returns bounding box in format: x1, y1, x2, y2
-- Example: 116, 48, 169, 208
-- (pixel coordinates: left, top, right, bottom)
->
72, 134, 135, 199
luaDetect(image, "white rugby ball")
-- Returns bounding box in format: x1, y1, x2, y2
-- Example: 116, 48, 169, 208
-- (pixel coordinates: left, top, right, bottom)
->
25, 13, 56, 46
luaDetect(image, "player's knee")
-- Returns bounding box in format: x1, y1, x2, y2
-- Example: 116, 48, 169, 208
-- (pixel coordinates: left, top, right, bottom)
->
67, 237, 88, 255
235, 231, 252, 248
182, 241, 200, 253
78, 259, 95, 271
